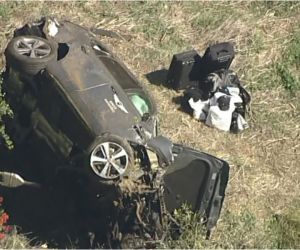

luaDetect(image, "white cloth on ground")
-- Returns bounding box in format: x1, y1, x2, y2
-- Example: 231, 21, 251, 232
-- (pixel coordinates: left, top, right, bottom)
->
206, 93, 244, 131
188, 98, 209, 121
206, 97, 235, 131
188, 87, 248, 132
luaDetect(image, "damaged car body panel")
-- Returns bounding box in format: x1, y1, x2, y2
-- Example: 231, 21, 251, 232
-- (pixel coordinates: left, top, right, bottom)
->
163, 145, 229, 230
1, 17, 230, 246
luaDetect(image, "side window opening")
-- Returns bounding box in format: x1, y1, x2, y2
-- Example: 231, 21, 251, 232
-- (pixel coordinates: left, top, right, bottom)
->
57, 43, 69, 61
129, 94, 150, 116
126, 90, 153, 117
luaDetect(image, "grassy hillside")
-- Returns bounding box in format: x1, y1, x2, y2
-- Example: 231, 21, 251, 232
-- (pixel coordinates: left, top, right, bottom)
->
0, 1, 299, 248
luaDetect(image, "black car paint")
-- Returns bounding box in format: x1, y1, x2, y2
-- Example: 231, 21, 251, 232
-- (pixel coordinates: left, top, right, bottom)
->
2, 17, 229, 240
44, 47, 155, 148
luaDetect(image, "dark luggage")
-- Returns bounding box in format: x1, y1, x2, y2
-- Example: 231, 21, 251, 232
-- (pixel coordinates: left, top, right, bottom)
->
201, 42, 235, 77
166, 50, 202, 90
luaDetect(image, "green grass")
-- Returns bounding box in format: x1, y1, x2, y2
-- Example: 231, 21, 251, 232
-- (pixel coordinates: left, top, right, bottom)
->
165, 204, 300, 249
0, 75, 13, 149
276, 63, 299, 92
127, 2, 189, 58
275, 26, 300, 92
274, 202, 300, 248
0, 1, 299, 248
0, 3, 12, 20
0, 228, 31, 249
249, 1, 300, 18
242, 27, 300, 92
185, 2, 242, 32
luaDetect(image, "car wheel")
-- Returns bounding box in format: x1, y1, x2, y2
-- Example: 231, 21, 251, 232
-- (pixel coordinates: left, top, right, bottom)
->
89, 134, 134, 180
5, 35, 57, 75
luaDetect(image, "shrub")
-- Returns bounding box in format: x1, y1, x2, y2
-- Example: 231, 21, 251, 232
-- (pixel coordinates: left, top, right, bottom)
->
0, 73, 13, 149
164, 205, 300, 249
0, 197, 13, 240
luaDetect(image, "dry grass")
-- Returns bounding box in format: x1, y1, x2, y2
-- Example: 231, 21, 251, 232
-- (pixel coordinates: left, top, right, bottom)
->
0, 228, 31, 249
0, 1, 300, 248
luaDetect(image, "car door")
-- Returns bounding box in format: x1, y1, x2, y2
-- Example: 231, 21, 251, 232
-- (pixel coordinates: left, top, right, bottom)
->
162, 144, 229, 231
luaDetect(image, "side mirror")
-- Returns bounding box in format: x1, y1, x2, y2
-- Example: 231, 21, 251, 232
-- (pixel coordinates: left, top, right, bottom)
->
0, 171, 40, 188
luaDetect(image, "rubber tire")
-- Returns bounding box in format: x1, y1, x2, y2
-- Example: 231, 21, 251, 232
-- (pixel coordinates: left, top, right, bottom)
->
5, 35, 57, 76
88, 134, 134, 180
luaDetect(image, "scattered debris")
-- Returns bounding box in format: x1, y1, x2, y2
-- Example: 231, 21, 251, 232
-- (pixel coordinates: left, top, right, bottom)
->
186, 70, 250, 132
0, 17, 229, 248
167, 43, 251, 133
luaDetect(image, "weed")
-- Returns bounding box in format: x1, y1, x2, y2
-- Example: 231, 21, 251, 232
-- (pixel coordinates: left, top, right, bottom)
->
0, 2, 21, 21
0, 1, 299, 248
252, 31, 265, 53
186, 3, 240, 32
165, 206, 300, 249
0, 229, 30, 249
249, 2, 300, 18
275, 27, 300, 92
128, 2, 171, 42
0, 75, 13, 149
288, 30, 300, 67
276, 63, 299, 92
164, 205, 207, 249
272, 201, 300, 249
0, 3, 11, 20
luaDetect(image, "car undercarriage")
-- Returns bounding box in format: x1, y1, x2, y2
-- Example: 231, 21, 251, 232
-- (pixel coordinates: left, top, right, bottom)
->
0, 17, 229, 248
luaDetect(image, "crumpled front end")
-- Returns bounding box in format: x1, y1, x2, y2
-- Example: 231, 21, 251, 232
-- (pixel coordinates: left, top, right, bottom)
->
93, 141, 229, 247
1, 17, 230, 248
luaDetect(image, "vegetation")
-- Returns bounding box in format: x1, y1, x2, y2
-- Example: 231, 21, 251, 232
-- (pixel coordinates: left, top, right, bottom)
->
276, 26, 300, 92
0, 228, 30, 249
0, 76, 13, 149
0, 1, 299, 248
166, 202, 300, 249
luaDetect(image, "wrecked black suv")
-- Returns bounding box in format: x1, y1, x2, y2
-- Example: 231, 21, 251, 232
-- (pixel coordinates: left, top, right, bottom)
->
1, 18, 229, 247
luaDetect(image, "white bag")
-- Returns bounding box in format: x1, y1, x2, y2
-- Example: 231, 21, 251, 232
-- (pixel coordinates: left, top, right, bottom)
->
188, 98, 209, 121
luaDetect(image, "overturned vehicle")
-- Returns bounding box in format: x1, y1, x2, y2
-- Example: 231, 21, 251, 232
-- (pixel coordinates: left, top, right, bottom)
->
0, 18, 229, 247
